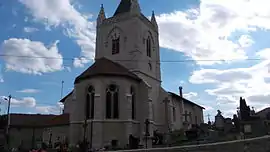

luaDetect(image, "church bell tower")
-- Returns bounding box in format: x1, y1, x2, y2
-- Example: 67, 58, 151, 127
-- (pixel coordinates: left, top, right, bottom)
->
95, 0, 161, 82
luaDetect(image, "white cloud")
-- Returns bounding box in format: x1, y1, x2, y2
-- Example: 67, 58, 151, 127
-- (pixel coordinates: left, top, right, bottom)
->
190, 68, 252, 84
0, 96, 36, 108
16, 89, 40, 93
201, 105, 214, 111
156, 10, 246, 65
189, 48, 270, 109
256, 48, 270, 59
35, 102, 63, 114
1, 38, 63, 74
23, 27, 39, 33
248, 94, 270, 104
0, 96, 63, 114
183, 92, 198, 100
19, 0, 96, 67
35, 105, 60, 114
156, 0, 270, 65
73, 57, 91, 68
238, 35, 254, 48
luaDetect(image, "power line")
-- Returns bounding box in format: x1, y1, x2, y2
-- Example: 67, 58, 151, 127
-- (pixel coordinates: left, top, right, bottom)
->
0, 54, 267, 63
0, 96, 62, 107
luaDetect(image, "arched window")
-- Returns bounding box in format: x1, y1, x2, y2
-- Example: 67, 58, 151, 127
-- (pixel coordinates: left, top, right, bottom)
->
146, 36, 151, 57
112, 37, 120, 55
86, 86, 95, 119
106, 84, 119, 119
189, 112, 192, 123
130, 87, 136, 120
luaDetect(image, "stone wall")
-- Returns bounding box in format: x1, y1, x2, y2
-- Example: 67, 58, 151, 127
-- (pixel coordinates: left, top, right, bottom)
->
113, 135, 270, 152
9, 127, 44, 149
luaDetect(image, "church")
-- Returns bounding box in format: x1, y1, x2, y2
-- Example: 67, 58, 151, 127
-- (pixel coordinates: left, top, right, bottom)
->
54, 0, 204, 149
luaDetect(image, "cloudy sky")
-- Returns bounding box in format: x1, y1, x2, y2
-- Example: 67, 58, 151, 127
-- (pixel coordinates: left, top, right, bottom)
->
0, 0, 270, 121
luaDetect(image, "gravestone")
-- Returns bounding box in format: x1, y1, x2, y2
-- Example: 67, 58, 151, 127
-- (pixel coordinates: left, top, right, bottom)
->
208, 129, 219, 142
224, 118, 233, 133
232, 114, 240, 132
152, 130, 163, 145
129, 135, 140, 149
215, 110, 225, 130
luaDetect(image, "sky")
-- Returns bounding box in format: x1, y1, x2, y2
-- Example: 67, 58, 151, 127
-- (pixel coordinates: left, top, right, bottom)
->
0, 0, 270, 121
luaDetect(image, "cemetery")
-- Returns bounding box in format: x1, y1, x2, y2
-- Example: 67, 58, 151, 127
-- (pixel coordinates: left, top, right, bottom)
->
109, 97, 270, 152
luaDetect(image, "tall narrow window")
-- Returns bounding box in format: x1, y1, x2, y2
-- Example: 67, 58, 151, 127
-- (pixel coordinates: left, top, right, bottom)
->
106, 84, 119, 119
189, 112, 192, 123
146, 36, 151, 57
112, 37, 120, 55
130, 87, 136, 120
172, 107, 176, 122
195, 116, 198, 124
86, 86, 95, 119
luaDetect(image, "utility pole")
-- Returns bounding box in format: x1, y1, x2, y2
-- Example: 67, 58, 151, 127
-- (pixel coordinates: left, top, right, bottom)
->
60, 81, 64, 114
5, 95, 11, 150
61, 81, 64, 99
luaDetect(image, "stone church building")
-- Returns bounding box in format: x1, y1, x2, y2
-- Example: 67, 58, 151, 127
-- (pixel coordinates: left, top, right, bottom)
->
58, 0, 204, 149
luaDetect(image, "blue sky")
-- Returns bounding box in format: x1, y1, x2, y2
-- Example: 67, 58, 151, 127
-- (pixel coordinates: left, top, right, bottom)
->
0, 0, 270, 121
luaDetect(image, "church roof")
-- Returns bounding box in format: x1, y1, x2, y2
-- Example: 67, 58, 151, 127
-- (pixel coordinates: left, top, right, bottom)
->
114, 0, 132, 16
75, 57, 141, 84
59, 91, 73, 103
256, 107, 270, 115
3, 114, 56, 127
45, 114, 69, 127
169, 92, 205, 109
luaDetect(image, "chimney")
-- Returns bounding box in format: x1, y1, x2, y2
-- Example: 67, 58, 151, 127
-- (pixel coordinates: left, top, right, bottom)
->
179, 86, 183, 98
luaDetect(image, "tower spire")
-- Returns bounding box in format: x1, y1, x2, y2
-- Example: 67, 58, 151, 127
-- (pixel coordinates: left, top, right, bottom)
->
130, 0, 141, 15
151, 11, 158, 29
114, 0, 141, 16
97, 4, 106, 26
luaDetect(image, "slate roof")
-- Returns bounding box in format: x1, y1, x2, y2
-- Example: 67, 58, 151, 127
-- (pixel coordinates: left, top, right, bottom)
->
74, 57, 141, 84
169, 92, 205, 110
7, 114, 56, 127
114, 0, 132, 16
45, 114, 69, 127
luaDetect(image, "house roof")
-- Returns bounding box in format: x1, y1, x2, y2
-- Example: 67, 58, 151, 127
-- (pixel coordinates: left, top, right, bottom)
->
7, 114, 56, 127
45, 114, 69, 127
169, 92, 205, 110
74, 57, 141, 84
59, 91, 73, 103
114, 0, 132, 16
256, 107, 270, 115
